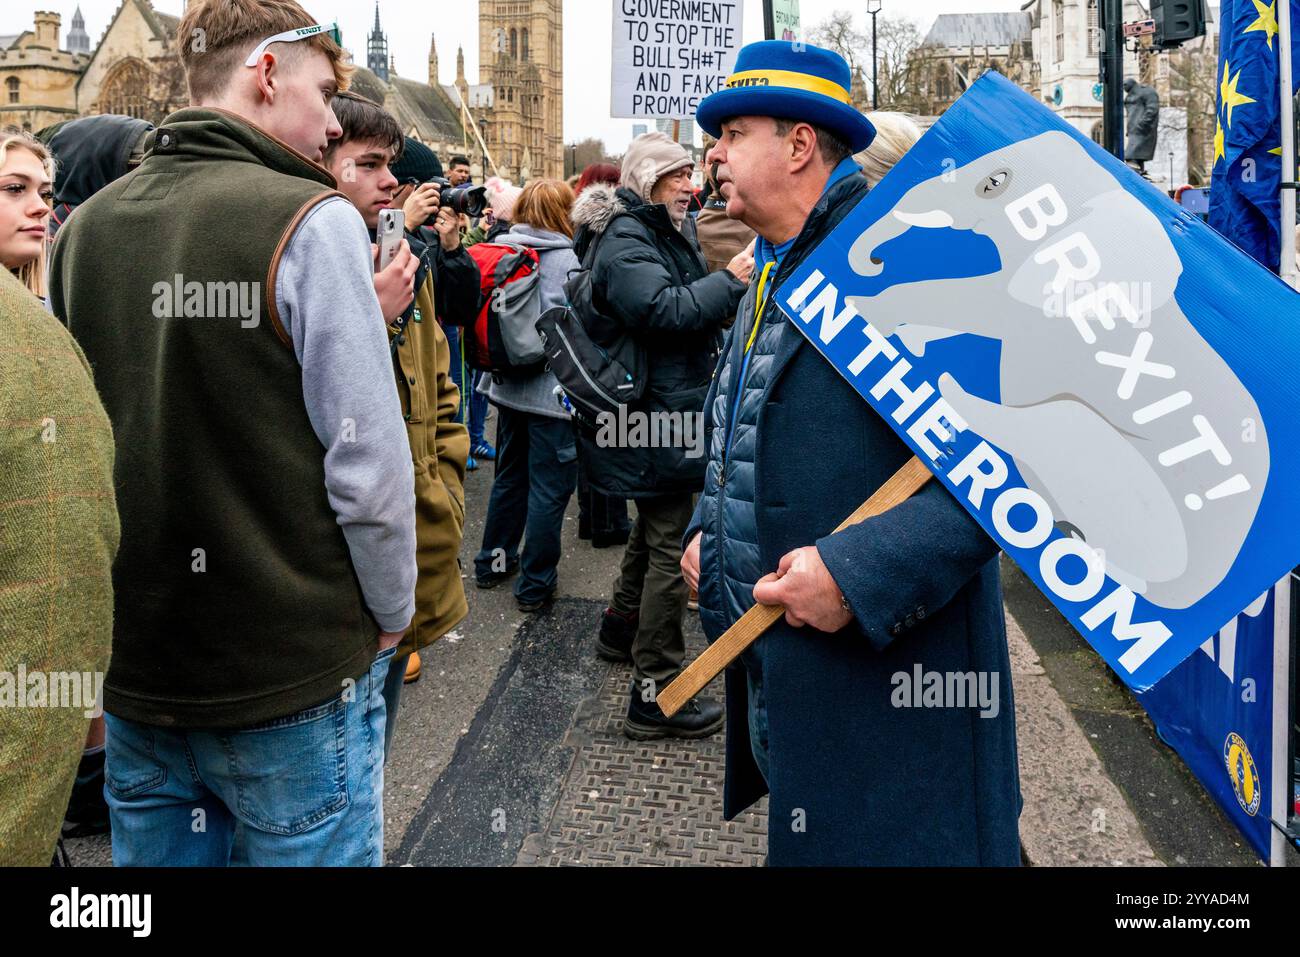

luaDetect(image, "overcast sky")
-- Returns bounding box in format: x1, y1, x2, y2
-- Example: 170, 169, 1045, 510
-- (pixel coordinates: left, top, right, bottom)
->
9, 0, 1028, 147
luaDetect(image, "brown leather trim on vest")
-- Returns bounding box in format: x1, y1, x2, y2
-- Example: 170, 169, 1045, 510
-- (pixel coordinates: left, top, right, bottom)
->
265, 190, 351, 349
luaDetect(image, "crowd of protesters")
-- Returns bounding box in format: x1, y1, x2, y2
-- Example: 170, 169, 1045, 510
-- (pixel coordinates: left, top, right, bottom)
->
0, 0, 1018, 869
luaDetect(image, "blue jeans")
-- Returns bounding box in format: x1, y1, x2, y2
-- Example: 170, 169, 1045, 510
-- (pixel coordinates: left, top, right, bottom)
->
468, 372, 490, 449
381, 653, 410, 761
103, 648, 395, 867
441, 324, 488, 446
443, 324, 467, 427
474, 405, 577, 603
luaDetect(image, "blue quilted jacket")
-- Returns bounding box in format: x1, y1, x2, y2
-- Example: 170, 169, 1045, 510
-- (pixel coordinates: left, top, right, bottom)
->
684, 171, 1023, 866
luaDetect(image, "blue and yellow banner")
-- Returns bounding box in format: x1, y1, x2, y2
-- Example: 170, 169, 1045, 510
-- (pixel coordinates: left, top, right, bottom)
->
1210, 0, 1300, 270
1137, 588, 1284, 860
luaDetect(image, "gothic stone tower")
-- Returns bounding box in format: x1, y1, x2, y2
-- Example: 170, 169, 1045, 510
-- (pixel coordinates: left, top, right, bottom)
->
367, 3, 390, 83
478, 0, 563, 181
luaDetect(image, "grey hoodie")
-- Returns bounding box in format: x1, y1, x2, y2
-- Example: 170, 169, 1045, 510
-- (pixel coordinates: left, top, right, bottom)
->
478, 224, 580, 420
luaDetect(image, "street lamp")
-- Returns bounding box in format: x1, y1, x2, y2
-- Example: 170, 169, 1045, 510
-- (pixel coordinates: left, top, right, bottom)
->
868, 0, 883, 111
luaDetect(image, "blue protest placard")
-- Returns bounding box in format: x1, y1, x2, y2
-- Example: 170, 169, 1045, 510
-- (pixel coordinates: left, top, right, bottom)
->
774, 72, 1300, 691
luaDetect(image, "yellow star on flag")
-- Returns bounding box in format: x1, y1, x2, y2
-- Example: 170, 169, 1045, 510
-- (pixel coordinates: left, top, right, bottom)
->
1220, 61, 1256, 126
1244, 0, 1280, 50
1214, 119, 1227, 167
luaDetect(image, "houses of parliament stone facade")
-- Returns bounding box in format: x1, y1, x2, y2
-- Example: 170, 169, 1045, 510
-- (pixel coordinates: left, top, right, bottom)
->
1, 1, 565, 184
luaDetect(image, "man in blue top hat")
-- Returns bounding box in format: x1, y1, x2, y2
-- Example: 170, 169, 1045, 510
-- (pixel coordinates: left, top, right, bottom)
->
682, 40, 1023, 866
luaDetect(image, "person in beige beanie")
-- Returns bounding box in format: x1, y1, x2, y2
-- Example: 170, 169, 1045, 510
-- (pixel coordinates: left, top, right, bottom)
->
620, 131, 698, 229
572, 131, 752, 742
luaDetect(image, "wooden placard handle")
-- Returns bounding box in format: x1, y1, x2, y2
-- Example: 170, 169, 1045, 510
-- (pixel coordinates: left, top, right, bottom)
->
657, 456, 934, 718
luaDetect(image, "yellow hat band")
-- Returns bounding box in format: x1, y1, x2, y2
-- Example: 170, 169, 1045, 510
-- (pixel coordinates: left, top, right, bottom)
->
723, 69, 853, 106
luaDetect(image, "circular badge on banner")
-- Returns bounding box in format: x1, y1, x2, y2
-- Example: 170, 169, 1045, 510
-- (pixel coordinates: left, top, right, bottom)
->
1224, 733, 1261, 816
1092, 82, 1104, 103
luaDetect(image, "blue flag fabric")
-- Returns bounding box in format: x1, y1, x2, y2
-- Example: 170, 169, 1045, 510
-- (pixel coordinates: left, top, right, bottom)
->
1137, 589, 1281, 861
1209, 0, 1300, 271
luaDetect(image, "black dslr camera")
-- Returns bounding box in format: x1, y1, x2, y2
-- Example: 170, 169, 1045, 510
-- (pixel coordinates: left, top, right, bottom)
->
430, 176, 487, 218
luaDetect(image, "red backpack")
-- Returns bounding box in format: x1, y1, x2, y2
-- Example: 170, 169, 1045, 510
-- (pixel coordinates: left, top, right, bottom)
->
465, 241, 543, 375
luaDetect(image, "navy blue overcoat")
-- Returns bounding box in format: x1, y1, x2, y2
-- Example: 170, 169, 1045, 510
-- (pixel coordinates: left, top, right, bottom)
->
688, 172, 1023, 866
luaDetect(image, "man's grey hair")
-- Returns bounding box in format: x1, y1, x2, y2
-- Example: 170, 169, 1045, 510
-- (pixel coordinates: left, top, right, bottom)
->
772, 118, 853, 167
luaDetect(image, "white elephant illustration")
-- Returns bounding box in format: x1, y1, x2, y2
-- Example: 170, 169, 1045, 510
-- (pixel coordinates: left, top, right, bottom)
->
845, 131, 1269, 611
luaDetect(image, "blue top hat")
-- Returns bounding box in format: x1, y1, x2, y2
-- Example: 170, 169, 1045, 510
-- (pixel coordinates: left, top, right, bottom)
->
697, 41, 876, 153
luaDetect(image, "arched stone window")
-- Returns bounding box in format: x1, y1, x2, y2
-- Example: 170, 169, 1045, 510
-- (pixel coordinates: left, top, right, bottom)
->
510, 28, 518, 59
1091, 120, 1104, 144
5, 77, 19, 105
521, 28, 529, 61
99, 58, 154, 121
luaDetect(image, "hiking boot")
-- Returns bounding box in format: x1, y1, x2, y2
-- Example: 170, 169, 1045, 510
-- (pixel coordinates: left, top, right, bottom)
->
404, 651, 422, 684
596, 607, 637, 663
623, 679, 724, 741
517, 591, 555, 614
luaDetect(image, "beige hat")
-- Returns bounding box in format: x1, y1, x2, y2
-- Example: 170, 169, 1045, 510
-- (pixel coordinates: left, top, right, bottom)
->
620, 131, 694, 204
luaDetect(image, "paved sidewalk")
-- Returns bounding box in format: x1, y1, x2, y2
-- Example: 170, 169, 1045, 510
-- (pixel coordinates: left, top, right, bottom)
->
505, 605, 1161, 867
518, 622, 767, 866
1008, 613, 1161, 866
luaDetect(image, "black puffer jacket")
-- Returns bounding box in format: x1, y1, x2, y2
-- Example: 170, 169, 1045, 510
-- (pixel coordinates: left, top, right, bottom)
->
572, 184, 747, 498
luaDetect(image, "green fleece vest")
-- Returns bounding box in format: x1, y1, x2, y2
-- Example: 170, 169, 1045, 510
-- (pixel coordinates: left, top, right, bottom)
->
48, 108, 378, 729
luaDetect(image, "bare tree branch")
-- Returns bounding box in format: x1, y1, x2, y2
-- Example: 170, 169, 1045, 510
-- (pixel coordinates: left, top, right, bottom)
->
808, 9, 925, 111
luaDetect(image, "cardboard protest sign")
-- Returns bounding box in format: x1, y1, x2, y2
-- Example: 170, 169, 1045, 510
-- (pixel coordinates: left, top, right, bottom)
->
611, 0, 744, 119
772, 0, 801, 41
774, 72, 1300, 691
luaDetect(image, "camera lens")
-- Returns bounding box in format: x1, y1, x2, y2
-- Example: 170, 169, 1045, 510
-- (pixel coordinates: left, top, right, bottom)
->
445, 185, 488, 219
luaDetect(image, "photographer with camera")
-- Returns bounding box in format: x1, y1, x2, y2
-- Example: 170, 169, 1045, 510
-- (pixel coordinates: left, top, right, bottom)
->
389, 139, 490, 467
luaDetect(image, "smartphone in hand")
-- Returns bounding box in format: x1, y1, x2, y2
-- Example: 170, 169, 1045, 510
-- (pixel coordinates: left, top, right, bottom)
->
377, 208, 405, 272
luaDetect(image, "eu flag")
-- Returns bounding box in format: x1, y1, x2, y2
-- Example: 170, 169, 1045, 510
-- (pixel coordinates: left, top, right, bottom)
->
1210, 0, 1300, 271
